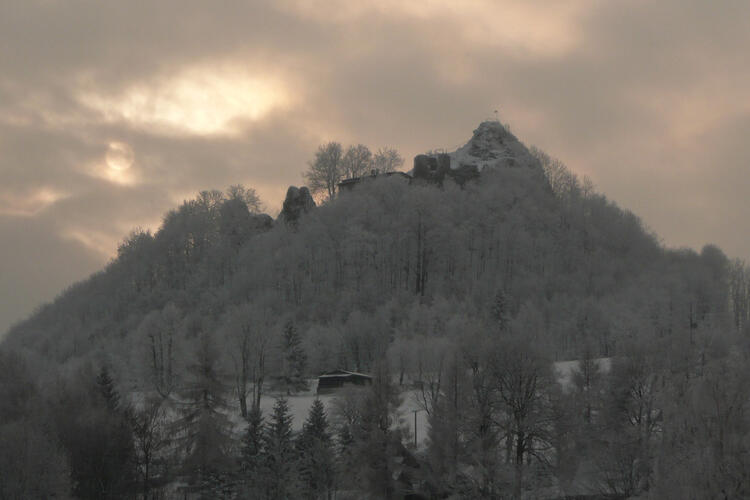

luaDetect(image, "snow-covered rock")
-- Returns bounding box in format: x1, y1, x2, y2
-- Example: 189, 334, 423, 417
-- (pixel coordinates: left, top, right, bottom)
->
449, 120, 543, 172
411, 120, 544, 183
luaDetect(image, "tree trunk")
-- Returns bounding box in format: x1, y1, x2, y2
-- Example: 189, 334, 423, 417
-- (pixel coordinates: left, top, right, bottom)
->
515, 430, 525, 498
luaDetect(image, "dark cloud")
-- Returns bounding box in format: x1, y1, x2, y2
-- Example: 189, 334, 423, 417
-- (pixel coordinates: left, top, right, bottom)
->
2, 0, 750, 335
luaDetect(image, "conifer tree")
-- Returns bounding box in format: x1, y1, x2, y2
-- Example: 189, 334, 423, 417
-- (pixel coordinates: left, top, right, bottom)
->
56, 367, 136, 500
297, 398, 335, 499
280, 321, 308, 394
239, 405, 265, 498
242, 405, 265, 469
349, 364, 403, 499
263, 397, 298, 498
96, 366, 120, 412
175, 334, 234, 495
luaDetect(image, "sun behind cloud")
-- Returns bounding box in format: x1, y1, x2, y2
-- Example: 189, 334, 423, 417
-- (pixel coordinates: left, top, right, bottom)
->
106, 141, 134, 171
79, 63, 291, 136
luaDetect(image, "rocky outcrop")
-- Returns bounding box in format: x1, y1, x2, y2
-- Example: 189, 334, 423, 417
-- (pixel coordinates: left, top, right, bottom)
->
452, 120, 543, 172
280, 186, 315, 225
412, 120, 542, 186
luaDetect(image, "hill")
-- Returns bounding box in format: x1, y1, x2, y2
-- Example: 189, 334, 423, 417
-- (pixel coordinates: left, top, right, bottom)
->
3, 121, 749, 499
2, 121, 731, 385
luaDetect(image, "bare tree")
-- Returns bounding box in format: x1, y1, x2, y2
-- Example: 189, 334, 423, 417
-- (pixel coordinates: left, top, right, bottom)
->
140, 304, 181, 398
226, 184, 263, 213
342, 144, 373, 179
304, 142, 343, 200
373, 147, 404, 173
130, 396, 170, 499
223, 304, 255, 418
490, 337, 557, 498
223, 303, 274, 414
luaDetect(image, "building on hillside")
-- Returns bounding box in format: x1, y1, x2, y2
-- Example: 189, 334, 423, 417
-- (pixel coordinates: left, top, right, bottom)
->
316, 369, 373, 394
338, 170, 412, 193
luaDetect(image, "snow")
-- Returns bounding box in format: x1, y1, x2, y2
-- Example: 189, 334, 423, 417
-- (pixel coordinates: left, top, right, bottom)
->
256, 392, 336, 431
133, 357, 611, 449
246, 357, 612, 445
242, 382, 430, 447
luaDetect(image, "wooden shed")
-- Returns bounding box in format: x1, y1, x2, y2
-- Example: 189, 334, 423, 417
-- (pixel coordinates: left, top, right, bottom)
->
316, 369, 372, 394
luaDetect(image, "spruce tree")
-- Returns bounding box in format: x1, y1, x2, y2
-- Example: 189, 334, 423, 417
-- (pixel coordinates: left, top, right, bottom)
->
241, 405, 265, 468
96, 366, 120, 412
238, 405, 265, 498
280, 321, 308, 394
175, 334, 234, 495
350, 364, 402, 499
297, 398, 335, 499
263, 397, 298, 498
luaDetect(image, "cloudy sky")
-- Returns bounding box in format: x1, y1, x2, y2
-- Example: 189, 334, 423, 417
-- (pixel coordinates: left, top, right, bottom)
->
2, 0, 750, 335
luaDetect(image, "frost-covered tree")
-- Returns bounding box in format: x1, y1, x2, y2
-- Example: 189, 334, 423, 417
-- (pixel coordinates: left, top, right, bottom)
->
226, 184, 263, 213
373, 147, 404, 173
139, 303, 181, 398
342, 144, 373, 179
305, 141, 343, 200
279, 320, 309, 395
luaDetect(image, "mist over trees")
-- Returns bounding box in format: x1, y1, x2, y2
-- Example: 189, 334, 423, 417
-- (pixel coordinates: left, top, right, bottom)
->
2, 127, 750, 498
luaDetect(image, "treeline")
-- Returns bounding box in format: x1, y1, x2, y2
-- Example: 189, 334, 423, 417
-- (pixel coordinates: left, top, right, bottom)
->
304, 142, 404, 200
4, 326, 750, 498
417, 326, 750, 498
0, 337, 414, 499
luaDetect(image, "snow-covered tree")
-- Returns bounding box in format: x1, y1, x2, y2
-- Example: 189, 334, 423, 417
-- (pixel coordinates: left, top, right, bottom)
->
305, 142, 343, 200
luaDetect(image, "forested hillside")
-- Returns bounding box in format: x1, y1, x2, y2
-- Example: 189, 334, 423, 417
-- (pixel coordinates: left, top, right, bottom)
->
3, 122, 734, 381
3, 122, 750, 498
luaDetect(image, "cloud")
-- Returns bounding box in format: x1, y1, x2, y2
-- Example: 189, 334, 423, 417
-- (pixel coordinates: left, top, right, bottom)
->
0, 215, 104, 336
2, 0, 750, 335
78, 63, 292, 136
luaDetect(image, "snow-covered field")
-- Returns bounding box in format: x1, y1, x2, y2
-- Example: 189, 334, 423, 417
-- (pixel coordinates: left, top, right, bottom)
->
242, 381, 430, 447
230, 359, 613, 446
134, 359, 611, 450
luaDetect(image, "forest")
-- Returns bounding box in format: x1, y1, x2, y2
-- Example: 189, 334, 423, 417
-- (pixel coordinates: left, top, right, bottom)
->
3, 123, 750, 499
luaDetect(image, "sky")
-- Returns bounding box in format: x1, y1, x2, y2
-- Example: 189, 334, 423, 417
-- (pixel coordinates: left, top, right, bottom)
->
1, 0, 750, 336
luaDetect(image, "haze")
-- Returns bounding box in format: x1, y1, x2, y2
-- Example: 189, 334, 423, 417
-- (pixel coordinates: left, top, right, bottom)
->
2, 0, 750, 335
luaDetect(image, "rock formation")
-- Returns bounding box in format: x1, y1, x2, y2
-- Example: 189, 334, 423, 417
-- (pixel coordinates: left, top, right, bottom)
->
412, 120, 543, 185
280, 186, 316, 225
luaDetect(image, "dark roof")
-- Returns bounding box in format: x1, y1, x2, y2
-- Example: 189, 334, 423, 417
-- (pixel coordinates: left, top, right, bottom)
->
318, 369, 372, 379
338, 171, 412, 188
